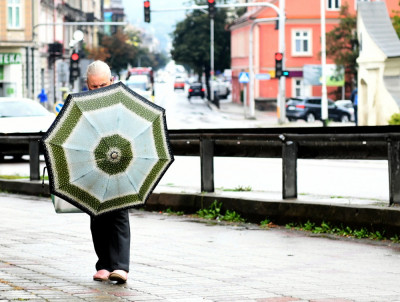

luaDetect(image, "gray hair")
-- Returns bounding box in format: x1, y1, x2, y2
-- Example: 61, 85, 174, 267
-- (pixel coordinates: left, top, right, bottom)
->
86, 60, 112, 79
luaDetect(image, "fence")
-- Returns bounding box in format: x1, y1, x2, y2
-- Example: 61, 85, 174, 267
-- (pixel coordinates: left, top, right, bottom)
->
1, 125, 400, 205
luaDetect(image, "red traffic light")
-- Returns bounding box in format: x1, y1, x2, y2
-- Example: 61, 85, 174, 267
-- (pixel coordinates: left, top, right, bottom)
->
275, 52, 283, 61
144, 0, 150, 8
208, 0, 215, 3
71, 53, 79, 61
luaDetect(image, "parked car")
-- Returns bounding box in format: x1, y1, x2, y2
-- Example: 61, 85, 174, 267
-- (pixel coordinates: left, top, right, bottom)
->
0, 97, 56, 160
0, 98, 55, 133
286, 97, 351, 123
188, 82, 205, 100
335, 100, 355, 122
174, 77, 186, 90
211, 79, 230, 99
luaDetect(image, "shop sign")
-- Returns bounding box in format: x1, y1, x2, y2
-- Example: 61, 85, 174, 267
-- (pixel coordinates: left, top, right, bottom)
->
0, 53, 22, 65
0, 66, 3, 80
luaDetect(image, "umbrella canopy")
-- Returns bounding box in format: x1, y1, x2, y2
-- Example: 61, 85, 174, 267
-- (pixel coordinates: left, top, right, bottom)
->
42, 82, 174, 216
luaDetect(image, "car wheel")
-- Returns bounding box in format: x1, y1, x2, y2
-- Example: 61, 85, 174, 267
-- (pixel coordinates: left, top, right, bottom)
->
306, 113, 316, 123
340, 114, 350, 123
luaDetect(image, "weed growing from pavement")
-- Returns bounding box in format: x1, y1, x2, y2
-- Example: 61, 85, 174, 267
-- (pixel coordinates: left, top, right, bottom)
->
0, 175, 29, 180
221, 186, 252, 192
196, 200, 245, 222
165, 208, 184, 216
284, 220, 400, 243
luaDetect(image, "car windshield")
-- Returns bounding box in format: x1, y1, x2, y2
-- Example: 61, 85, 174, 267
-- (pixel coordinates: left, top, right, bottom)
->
126, 82, 147, 90
287, 98, 303, 103
0, 101, 50, 118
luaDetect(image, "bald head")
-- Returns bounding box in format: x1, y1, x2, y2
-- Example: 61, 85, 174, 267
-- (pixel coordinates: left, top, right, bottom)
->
86, 60, 113, 90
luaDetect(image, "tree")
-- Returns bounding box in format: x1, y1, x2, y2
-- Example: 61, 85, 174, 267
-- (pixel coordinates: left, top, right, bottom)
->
171, 0, 231, 99
87, 29, 168, 76
326, 4, 359, 92
392, 1, 400, 38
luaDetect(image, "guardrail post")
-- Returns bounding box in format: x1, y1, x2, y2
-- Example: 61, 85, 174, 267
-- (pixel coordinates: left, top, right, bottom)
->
29, 140, 40, 181
388, 139, 400, 205
282, 140, 298, 199
200, 138, 214, 192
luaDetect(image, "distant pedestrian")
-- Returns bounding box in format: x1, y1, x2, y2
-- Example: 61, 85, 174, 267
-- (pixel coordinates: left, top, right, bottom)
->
351, 88, 358, 126
37, 89, 48, 104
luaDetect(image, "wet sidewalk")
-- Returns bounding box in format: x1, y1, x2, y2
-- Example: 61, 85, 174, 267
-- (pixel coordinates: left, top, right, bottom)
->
0, 193, 400, 302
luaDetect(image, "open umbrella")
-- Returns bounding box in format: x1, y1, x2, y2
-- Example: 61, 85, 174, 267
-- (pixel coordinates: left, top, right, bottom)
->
42, 82, 174, 216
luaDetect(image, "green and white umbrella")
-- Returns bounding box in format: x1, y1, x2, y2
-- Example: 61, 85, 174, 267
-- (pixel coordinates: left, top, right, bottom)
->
42, 82, 174, 216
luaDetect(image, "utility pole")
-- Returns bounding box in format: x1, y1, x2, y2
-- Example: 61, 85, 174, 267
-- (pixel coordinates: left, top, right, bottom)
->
152, 2, 286, 117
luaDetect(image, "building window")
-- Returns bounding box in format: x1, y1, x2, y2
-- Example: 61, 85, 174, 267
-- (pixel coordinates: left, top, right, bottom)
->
292, 78, 306, 97
7, 0, 21, 29
292, 29, 312, 56
327, 0, 340, 10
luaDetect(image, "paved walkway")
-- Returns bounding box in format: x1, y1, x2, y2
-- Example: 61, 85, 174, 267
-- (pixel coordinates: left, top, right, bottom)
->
0, 193, 399, 302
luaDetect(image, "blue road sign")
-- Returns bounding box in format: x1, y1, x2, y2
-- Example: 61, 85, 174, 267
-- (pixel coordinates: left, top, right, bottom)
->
54, 102, 64, 114
238, 72, 250, 84
255, 73, 271, 80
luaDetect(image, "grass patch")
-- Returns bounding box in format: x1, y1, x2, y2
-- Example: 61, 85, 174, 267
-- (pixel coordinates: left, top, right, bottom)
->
222, 185, 252, 192
284, 220, 398, 242
196, 200, 245, 223
0, 175, 29, 180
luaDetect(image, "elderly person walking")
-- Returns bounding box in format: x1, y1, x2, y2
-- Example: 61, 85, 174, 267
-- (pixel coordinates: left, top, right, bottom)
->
86, 60, 130, 283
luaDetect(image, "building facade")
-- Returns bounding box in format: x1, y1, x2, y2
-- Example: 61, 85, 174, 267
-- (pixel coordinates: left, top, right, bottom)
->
0, 0, 104, 109
229, 0, 399, 108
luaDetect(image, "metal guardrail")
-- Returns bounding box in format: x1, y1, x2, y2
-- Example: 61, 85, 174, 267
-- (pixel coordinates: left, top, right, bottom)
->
1, 125, 400, 205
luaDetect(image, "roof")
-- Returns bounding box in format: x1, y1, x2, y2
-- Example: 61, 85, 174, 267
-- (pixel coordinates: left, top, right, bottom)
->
358, 2, 400, 58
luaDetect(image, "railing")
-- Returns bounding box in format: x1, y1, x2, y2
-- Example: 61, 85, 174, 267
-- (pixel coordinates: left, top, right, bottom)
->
1, 125, 400, 205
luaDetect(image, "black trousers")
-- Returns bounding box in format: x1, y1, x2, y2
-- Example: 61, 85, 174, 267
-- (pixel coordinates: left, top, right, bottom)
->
90, 209, 130, 272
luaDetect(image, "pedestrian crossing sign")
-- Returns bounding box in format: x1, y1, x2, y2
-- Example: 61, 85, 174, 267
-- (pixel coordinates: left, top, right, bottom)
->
238, 72, 250, 83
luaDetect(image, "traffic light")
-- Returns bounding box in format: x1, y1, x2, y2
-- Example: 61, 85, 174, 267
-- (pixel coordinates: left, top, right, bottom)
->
282, 70, 290, 77
69, 52, 80, 83
275, 52, 283, 78
207, 0, 216, 19
144, 1, 150, 23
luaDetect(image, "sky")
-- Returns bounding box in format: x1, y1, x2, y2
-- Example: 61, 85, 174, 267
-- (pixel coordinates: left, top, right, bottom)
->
121, 0, 189, 52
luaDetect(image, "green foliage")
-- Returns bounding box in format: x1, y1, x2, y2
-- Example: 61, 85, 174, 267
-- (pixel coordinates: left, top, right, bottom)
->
0, 175, 29, 180
388, 113, 400, 125
222, 186, 252, 192
326, 4, 358, 82
393, 2, 400, 38
222, 210, 245, 222
196, 200, 245, 222
165, 208, 184, 216
171, 1, 231, 77
197, 200, 223, 220
284, 221, 395, 242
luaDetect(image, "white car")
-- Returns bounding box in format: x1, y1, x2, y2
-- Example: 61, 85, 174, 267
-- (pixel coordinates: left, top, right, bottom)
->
210, 80, 230, 99
0, 97, 55, 134
335, 100, 355, 122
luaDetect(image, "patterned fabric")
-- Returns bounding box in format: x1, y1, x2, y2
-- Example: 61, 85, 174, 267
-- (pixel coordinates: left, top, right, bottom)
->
42, 82, 174, 216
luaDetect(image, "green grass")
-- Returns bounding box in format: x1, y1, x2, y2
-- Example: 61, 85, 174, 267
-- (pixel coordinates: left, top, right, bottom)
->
0, 175, 29, 180
196, 200, 245, 223
221, 185, 252, 192
284, 220, 394, 242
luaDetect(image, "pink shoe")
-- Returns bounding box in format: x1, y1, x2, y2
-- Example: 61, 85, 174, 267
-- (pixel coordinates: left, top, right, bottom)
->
93, 269, 110, 281
109, 270, 128, 283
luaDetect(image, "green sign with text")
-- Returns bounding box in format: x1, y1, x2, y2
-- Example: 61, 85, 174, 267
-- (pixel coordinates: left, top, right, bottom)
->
0, 53, 22, 65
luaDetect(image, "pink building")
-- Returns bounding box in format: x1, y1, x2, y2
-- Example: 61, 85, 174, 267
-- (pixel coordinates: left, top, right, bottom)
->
229, 0, 399, 107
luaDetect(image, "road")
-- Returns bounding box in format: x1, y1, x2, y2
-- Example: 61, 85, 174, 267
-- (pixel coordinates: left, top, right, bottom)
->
150, 80, 389, 204
0, 82, 389, 205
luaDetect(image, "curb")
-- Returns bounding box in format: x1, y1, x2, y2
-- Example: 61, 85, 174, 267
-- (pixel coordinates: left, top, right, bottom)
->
2, 179, 400, 235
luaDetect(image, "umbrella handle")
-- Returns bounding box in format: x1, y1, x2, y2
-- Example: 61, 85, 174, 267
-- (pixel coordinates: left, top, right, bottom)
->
42, 166, 47, 188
